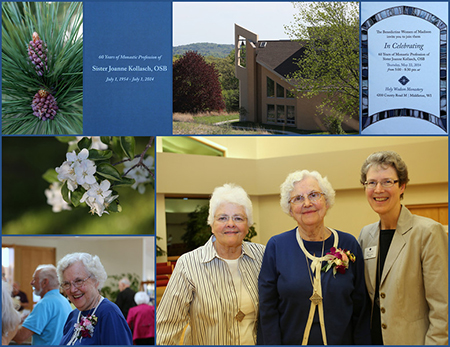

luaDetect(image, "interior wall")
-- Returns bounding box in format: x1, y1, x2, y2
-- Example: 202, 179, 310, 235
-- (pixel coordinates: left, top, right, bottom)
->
156, 136, 448, 248
1, 237, 154, 288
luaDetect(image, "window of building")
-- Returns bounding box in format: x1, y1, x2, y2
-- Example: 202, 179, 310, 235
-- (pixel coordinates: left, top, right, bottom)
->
267, 104, 275, 122
267, 77, 275, 97
238, 37, 246, 68
276, 83, 284, 98
277, 105, 285, 124
287, 106, 295, 125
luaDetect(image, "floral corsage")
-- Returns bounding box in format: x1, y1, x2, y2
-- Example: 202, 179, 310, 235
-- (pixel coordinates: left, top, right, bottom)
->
322, 247, 356, 276
74, 314, 98, 339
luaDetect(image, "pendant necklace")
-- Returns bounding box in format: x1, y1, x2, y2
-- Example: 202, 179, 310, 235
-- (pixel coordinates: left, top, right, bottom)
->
297, 227, 339, 345
305, 237, 325, 305
235, 268, 245, 322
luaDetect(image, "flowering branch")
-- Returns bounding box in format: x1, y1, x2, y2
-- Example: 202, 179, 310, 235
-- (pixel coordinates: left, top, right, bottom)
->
43, 136, 154, 216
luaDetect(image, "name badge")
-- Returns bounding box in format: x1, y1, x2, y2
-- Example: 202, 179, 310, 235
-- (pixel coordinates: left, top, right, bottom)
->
364, 246, 377, 259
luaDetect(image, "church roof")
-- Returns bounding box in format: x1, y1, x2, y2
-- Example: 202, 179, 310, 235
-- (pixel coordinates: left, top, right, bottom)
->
255, 40, 306, 79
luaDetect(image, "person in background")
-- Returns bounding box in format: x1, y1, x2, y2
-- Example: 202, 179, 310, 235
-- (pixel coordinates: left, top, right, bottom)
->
358, 151, 448, 345
115, 278, 137, 319
57, 252, 133, 345
127, 291, 155, 345
12, 265, 72, 345
157, 183, 265, 345
2, 281, 21, 345
258, 170, 371, 345
12, 282, 30, 311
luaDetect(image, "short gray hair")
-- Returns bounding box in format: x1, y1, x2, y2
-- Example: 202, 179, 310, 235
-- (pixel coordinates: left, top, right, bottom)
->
2, 281, 20, 337
119, 278, 130, 286
280, 170, 335, 215
134, 291, 150, 305
360, 151, 409, 199
36, 264, 59, 288
207, 183, 253, 226
57, 253, 107, 289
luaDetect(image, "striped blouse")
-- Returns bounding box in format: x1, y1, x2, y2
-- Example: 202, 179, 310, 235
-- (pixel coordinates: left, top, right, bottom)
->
156, 236, 265, 345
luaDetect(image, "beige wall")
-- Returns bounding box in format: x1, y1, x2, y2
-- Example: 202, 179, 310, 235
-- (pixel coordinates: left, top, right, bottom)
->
2, 237, 155, 287
156, 136, 448, 254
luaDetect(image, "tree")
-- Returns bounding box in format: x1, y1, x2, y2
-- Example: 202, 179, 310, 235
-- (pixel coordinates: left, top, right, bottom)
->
2, 2, 83, 135
43, 136, 154, 217
285, 2, 359, 133
173, 51, 225, 113
206, 51, 240, 112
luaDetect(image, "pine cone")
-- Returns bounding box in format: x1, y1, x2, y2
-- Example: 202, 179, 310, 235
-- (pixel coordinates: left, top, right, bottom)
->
31, 90, 59, 121
28, 32, 48, 76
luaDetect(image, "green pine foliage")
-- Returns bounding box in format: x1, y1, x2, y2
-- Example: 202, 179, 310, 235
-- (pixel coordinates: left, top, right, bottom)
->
2, 2, 83, 135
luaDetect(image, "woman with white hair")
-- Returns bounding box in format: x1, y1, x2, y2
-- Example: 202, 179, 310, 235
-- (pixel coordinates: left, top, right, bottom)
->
258, 170, 371, 345
57, 252, 132, 345
2, 280, 21, 345
127, 291, 155, 345
157, 183, 265, 345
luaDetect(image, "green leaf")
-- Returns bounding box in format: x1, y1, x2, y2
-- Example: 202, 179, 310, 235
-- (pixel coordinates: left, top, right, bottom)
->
96, 163, 122, 181
71, 187, 85, 207
78, 137, 92, 150
100, 136, 111, 145
88, 149, 113, 161
60, 180, 70, 204
55, 136, 77, 143
107, 200, 122, 213
120, 137, 135, 159
42, 168, 59, 183
111, 137, 125, 158
112, 177, 135, 188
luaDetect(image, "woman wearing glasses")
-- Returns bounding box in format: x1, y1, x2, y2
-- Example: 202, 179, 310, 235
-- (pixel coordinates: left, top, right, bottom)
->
57, 252, 133, 345
258, 170, 371, 345
157, 183, 265, 345
358, 151, 448, 345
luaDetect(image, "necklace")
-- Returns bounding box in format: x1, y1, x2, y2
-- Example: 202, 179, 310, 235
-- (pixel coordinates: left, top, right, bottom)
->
235, 275, 245, 322
67, 295, 104, 345
221, 255, 246, 322
296, 227, 339, 345
305, 236, 325, 304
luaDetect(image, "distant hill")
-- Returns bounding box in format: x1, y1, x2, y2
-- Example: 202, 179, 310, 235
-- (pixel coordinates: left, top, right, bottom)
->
173, 43, 234, 58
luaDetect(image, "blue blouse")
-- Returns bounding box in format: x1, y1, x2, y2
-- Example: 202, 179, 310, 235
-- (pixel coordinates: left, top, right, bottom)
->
258, 228, 371, 345
60, 298, 133, 345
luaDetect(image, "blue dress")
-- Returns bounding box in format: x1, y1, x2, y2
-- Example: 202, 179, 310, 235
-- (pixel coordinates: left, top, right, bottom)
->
60, 298, 133, 345
258, 228, 371, 345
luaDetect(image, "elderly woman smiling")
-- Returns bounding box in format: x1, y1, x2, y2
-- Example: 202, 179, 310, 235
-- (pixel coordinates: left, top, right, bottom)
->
258, 170, 371, 345
57, 252, 133, 345
157, 183, 265, 345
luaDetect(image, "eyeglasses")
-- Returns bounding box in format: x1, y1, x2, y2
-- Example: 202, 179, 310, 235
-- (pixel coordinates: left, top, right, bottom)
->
289, 191, 325, 205
60, 275, 92, 290
364, 179, 399, 189
214, 215, 247, 223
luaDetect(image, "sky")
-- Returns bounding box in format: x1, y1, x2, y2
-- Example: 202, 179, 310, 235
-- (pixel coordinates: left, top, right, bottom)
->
173, 2, 297, 46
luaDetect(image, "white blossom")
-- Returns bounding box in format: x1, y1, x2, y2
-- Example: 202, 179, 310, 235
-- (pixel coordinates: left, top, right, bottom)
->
45, 183, 72, 213
69, 137, 108, 150
80, 180, 112, 216
123, 156, 154, 194
74, 160, 96, 185
55, 161, 78, 192
56, 149, 97, 192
